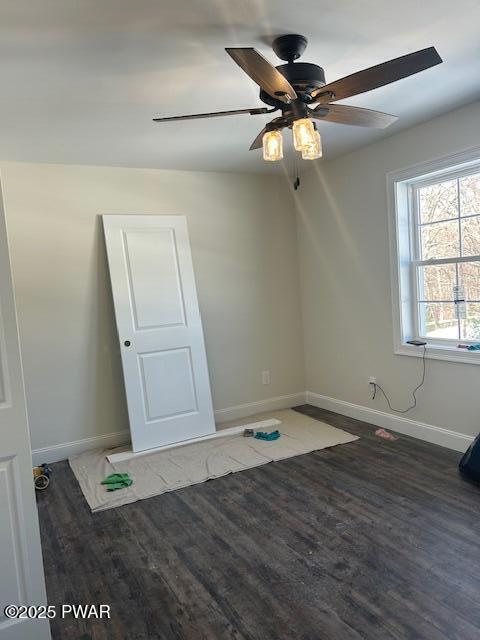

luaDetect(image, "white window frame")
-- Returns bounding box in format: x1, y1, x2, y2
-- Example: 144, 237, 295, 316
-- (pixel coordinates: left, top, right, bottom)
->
387, 145, 480, 365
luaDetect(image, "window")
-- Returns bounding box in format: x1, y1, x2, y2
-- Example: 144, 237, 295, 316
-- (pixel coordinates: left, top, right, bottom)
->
414, 171, 480, 342
388, 148, 480, 364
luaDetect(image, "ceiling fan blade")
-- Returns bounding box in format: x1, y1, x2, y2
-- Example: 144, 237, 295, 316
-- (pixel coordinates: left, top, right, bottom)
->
153, 107, 271, 122
249, 117, 285, 151
309, 104, 398, 128
249, 127, 266, 150
311, 47, 442, 102
226, 48, 297, 104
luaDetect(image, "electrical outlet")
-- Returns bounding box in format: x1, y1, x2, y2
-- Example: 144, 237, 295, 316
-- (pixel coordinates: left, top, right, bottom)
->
369, 376, 377, 385
262, 370, 271, 385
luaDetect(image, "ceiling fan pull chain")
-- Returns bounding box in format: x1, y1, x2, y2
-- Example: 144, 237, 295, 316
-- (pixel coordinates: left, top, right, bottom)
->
293, 151, 301, 191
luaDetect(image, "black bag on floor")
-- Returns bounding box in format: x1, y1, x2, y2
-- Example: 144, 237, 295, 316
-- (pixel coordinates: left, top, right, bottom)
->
459, 434, 480, 482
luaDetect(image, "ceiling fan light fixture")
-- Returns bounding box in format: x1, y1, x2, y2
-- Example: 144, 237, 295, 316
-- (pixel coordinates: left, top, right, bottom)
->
302, 130, 322, 160
292, 118, 315, 151
262, 129, 283, 161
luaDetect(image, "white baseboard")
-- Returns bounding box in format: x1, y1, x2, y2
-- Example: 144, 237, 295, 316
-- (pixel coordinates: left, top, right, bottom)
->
214, 391, 307, 423
32, 430, 130, 466
31, 392, 307, 465
32, 389, 471, 464
306, 391, 473, 453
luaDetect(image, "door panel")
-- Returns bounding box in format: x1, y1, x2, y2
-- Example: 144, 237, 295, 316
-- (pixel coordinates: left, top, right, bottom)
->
123, 229, 186, 329
103, 215, 215, 452
139, 348, 198, 420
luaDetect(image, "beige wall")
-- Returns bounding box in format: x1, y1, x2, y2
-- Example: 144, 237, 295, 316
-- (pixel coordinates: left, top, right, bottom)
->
3, 100, 480, 454
1, 162, 304, 451
296, 100, 480, 438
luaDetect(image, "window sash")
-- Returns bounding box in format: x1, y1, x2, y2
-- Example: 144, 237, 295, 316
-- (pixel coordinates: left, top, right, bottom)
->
410, 175, 480, 343
417, 299, 480, 304
413, 254, 480, 267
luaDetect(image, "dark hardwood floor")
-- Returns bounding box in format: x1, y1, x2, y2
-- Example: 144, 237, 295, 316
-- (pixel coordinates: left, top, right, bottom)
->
36, 405, 480, 640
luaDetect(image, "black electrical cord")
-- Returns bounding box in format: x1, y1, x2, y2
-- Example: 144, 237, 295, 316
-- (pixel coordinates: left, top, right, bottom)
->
371, 345, 427, 414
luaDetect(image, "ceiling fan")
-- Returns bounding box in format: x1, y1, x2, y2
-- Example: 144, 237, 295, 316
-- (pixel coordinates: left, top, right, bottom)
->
153, 34, 442, 161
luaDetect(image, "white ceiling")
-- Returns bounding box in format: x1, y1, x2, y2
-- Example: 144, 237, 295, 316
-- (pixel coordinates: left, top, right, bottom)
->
0, 0, 479, 174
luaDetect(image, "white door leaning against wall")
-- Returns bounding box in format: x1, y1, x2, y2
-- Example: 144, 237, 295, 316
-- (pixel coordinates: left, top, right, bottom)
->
103, 215, 216, 453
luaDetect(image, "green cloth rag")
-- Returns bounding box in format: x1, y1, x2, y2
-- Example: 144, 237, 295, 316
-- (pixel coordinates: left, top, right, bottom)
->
101, 472, 133, 491
254, 430, 280, 441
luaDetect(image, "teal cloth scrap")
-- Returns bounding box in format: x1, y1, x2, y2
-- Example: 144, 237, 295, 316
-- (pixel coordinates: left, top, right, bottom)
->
254, 430, 280, 441
467, 344, 480, 351
101, 472, 133, 491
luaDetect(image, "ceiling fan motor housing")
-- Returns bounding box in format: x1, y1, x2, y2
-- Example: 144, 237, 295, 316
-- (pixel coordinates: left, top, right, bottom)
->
259, 34, 326, 107
279, 62, 326, 93
259, 62, 326, 107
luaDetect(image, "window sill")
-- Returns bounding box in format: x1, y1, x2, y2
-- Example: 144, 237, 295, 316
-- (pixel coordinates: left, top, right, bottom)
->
395, 342, 480, 365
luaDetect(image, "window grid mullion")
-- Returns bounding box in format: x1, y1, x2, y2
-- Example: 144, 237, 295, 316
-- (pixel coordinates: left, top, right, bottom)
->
419, 211, 480, 227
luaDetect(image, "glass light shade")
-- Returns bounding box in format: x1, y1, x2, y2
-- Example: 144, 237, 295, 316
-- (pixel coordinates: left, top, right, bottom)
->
301, 130, 323, 160
292, 118, 315, 151
262, 130, 283, 161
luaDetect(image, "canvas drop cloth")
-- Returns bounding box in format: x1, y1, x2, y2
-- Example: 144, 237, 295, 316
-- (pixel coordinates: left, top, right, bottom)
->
69, 409, 358, 512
